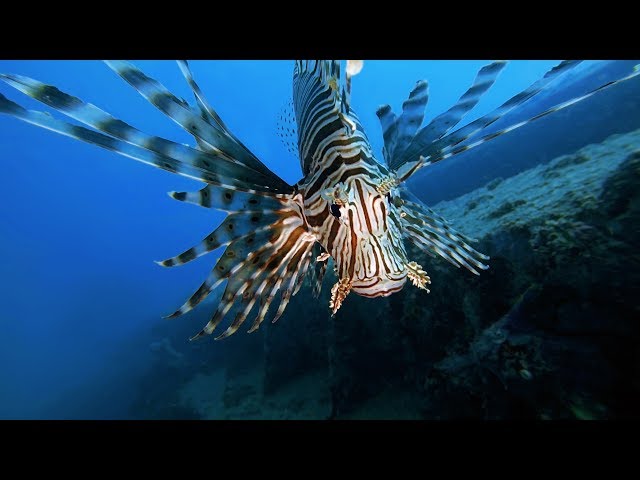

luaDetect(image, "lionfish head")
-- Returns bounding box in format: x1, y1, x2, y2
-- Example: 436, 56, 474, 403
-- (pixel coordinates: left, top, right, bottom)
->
320, 172, 410, 298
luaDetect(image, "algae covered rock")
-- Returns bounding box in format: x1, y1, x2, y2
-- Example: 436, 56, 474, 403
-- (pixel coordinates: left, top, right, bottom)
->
410, 129, 640, 419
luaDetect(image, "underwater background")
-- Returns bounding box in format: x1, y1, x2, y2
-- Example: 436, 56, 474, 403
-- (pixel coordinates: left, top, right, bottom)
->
0, 60, 638, 419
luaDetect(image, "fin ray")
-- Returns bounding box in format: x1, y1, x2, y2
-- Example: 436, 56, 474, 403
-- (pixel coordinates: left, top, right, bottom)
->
391, 61, 506, 170
0, 73, 290, 192
0, 92, 245, 187
156, 211, 288, 268
391, 79, 430, 164
169, 186, 287, 211
105, 60, 285, 183
395, 60, 583, 172
399, 198, 489, 275
397, 62, 640, 182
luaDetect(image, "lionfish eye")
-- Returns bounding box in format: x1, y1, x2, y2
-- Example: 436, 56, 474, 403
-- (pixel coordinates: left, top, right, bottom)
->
330, 203, 341, 218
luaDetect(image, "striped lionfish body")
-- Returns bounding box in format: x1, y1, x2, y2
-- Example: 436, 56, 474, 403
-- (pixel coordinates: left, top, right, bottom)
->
1, 60, 637, 339
294, 61, 411, 302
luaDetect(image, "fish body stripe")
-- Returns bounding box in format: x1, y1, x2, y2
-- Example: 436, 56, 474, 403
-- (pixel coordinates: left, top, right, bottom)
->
294, 62, 409, 295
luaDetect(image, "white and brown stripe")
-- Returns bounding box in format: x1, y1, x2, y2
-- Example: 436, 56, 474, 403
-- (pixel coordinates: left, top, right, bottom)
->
294, 61, 410, 298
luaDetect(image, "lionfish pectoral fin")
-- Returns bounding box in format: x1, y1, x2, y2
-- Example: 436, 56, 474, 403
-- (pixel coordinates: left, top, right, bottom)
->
0, 60, 323, 341
0, 72, 289, 192
399, 195, 490, 276
169, 192, 316, 340
176, 60, 229, 135
104, 60, 289, 186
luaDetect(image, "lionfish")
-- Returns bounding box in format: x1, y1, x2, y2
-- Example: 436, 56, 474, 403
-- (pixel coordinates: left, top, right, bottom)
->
0, 60, 636, 340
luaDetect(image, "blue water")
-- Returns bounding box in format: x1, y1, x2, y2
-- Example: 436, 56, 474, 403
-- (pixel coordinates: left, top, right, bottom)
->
0, 60, 637, 419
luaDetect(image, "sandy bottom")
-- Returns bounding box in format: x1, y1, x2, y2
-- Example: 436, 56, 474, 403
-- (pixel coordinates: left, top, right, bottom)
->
178, 367, 332, 420
178, 365, 427, 420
